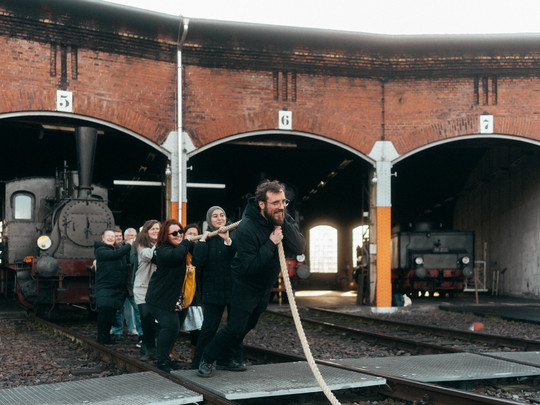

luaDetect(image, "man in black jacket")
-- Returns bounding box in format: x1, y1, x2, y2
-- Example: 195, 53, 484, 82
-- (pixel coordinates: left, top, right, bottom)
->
198, 179, 305, 377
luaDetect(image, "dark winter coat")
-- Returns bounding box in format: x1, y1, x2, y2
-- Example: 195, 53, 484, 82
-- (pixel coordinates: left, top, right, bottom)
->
191, 230, 237, 305
145, 239, 194, 311
231, 198, 305, 292
94, 241, 132, 309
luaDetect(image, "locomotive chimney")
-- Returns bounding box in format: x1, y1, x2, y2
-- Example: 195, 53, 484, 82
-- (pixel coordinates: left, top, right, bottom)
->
75, 126, 98, 199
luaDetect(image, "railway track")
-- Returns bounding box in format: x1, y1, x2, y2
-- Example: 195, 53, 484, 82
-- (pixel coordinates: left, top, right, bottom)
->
265, 307, 540, 359
34, 317, 237, 405
38, 312, 530, 405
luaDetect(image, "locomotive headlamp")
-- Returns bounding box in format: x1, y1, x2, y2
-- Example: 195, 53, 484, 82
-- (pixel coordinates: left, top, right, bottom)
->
37, 235, 52, 251
414, 256, 424, 265
296, 254, 306, 262
461, 256, 470, 265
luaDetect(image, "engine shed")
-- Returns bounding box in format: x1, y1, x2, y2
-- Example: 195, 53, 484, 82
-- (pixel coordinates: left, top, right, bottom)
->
1, 0, 540, 305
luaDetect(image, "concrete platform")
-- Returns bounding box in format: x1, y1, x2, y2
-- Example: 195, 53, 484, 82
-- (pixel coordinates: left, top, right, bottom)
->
175, 361, 385, 400
337, 353, 540, 382
0, 372, 202, 405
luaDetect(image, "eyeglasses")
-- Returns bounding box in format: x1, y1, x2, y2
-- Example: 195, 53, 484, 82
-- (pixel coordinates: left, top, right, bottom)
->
267, 199, 290, 207
169, 230, 183, 237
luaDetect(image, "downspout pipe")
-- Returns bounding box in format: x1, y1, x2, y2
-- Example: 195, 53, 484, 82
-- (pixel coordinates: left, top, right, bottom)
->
176, 16, 189, 223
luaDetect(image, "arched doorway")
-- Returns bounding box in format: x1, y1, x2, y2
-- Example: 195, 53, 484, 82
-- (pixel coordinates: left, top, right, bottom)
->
0, 113, 170, 229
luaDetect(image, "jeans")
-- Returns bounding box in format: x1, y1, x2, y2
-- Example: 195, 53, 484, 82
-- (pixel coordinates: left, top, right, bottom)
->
202, 286, 270, 364
111, 296, 143, 335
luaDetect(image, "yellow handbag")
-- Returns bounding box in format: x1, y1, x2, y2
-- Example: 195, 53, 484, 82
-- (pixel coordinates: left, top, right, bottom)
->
174, 253, 196, 311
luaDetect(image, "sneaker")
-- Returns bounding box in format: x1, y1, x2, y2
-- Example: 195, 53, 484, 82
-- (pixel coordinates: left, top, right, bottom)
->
136, 339, 142, 348
197, 360, 214, 378
216, 360, 247, 372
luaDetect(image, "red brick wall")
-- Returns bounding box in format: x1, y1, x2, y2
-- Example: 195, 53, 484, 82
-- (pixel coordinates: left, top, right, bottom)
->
185, 68, 540, 157
183, 66, 383, 154
0, 35, 177, 144
4, 9, 540, 158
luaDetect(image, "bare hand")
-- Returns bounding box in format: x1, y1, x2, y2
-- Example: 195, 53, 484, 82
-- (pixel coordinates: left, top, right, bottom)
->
217, 227, 230, 242
270, 226, 283, 245
200, 230, 210, 242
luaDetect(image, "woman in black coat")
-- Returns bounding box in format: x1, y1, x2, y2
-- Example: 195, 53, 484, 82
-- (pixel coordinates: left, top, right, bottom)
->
145, 218, 194, 372
94, 228, 133, 344
190, 206, 237, 369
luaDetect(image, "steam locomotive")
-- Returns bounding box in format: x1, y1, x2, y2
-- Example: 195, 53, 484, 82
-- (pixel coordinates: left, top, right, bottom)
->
0, 127, 115, 312
391, 222, 474, 296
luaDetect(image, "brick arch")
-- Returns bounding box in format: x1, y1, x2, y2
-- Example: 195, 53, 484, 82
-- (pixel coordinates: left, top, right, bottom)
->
0, 88, 173, 147
394, 115, 540, 157
0, 112, 169, 157
187, 109, 379, 157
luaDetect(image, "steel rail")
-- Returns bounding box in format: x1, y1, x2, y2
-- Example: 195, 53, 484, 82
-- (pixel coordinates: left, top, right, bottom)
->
307, 306, 540, 351
33, 314, 526, 404
34, 316, 238, 405
266, 309, 462, 354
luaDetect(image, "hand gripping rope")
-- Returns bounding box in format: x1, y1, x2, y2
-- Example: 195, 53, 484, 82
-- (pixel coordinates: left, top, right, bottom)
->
192, 221, 341, 404
188, 220, 242, 241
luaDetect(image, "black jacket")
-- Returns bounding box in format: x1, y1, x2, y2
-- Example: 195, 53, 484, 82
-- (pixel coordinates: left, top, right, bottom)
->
191, 229, 237, 305
145, 239, 194, 311
94, 241, 131, 309
231, 198, 305, 292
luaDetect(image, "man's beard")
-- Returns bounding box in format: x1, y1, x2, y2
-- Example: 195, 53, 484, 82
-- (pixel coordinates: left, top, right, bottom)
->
264, 207, 285, 226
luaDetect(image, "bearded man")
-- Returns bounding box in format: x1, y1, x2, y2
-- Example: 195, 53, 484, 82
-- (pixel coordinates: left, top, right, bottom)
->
198, 179, 305, 377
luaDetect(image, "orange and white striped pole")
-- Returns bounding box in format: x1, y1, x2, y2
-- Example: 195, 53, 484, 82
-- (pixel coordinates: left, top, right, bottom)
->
369, 141, 399, 308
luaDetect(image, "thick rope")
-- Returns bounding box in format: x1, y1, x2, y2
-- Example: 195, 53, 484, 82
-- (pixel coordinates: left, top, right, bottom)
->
188, 220, 241, 241
278, 242, 341, 405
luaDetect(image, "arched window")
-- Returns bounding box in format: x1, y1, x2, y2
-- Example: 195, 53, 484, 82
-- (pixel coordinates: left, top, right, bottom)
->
309, 225, 337, 273
13, 193, 34, 220
352, 225, 369, 267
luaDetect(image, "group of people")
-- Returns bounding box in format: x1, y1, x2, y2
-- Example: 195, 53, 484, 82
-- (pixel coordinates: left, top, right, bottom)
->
93, 179, 306, 376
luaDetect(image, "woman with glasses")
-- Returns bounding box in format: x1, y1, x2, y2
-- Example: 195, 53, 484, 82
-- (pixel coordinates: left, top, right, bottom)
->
94, 228, 133, 345
145, 219, 194, 372
132, 219, 160, 361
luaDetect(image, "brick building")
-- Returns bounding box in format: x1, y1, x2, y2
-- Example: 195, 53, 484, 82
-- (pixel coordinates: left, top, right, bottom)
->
1, 0, 540, 304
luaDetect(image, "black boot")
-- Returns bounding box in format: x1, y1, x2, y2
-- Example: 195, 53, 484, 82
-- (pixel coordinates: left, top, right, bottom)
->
139, 347, 156, 361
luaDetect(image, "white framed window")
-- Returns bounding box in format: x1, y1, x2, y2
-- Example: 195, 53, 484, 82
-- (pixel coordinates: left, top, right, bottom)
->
13, 193, 33, 220
309, 225, 337, 273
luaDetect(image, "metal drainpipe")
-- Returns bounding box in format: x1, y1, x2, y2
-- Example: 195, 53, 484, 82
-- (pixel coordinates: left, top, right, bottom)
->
177, 16, 190, 224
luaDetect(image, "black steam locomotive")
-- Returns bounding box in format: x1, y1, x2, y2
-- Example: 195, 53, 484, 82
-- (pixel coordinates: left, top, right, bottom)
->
0, 127, 115, 312
391, 222, 474, 296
